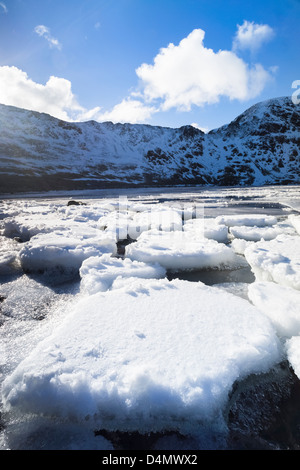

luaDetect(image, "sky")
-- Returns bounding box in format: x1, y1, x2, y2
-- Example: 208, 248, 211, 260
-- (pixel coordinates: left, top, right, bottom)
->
0, 0, 299, 131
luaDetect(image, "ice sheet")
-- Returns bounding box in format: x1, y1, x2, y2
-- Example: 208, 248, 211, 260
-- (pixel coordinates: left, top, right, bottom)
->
125, 229, 241, 270
248, 281, 300, 337
230, 225, 284, 242
2, 279, 281, 434
183, 218, 229, 243
286, 336, 300, 380
79, 253, 166, 294
19, 228, 117, 274
244, 235, 300, 290
289, 215, 300, 235
215, 214, 277, 227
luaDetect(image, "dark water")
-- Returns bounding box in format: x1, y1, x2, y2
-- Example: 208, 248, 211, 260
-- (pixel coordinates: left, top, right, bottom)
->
167, 265, 255, 285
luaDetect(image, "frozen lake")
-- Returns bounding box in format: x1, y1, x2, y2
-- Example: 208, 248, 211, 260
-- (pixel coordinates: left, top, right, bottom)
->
0, 184, 300, 450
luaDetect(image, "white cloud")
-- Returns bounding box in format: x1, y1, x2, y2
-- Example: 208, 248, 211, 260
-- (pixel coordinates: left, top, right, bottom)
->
34, 25, 62, 50
233, 20, 274, 52
0, 26, 276, 126
0, 66, 157, 124
136, 29, 273, 112
0, 66, 93, 121
191, 123, 209, 133
93, 98, 158, 124
0, 2, 7, 13
76, 106, 102, 122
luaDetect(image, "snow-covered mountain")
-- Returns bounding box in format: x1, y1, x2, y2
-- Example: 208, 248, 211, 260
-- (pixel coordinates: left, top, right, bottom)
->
0, 96, 299, 193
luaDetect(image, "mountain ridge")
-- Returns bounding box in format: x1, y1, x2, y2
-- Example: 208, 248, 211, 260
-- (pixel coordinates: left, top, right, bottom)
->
0, 96, 299, 193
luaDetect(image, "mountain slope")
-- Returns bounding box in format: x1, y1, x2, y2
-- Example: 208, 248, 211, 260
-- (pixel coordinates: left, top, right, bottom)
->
0, 96, 299, 193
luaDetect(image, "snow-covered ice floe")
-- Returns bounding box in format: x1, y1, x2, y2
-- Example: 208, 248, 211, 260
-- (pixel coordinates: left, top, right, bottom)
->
231, 238, 255, 255
229, 218, 297, 242
125, 229, 242, 271
215, 214, 278, 227
18, 228, 117, 275
230, 225, 284, 242
1, 278, 282, 434
286, 337, 300, 380
183, 218, 229, 243
1, 200, 109, 241
244, 235, 300, 290
248, 282, 300, 338
289, 214, 300, 235
79, 253, 166, 294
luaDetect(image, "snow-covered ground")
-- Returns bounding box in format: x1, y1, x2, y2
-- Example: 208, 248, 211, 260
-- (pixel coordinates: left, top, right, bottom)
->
0, 185, 299, 450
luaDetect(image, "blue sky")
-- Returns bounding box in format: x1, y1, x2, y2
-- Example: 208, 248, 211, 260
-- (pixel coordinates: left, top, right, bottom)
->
0, 0, 299, 130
